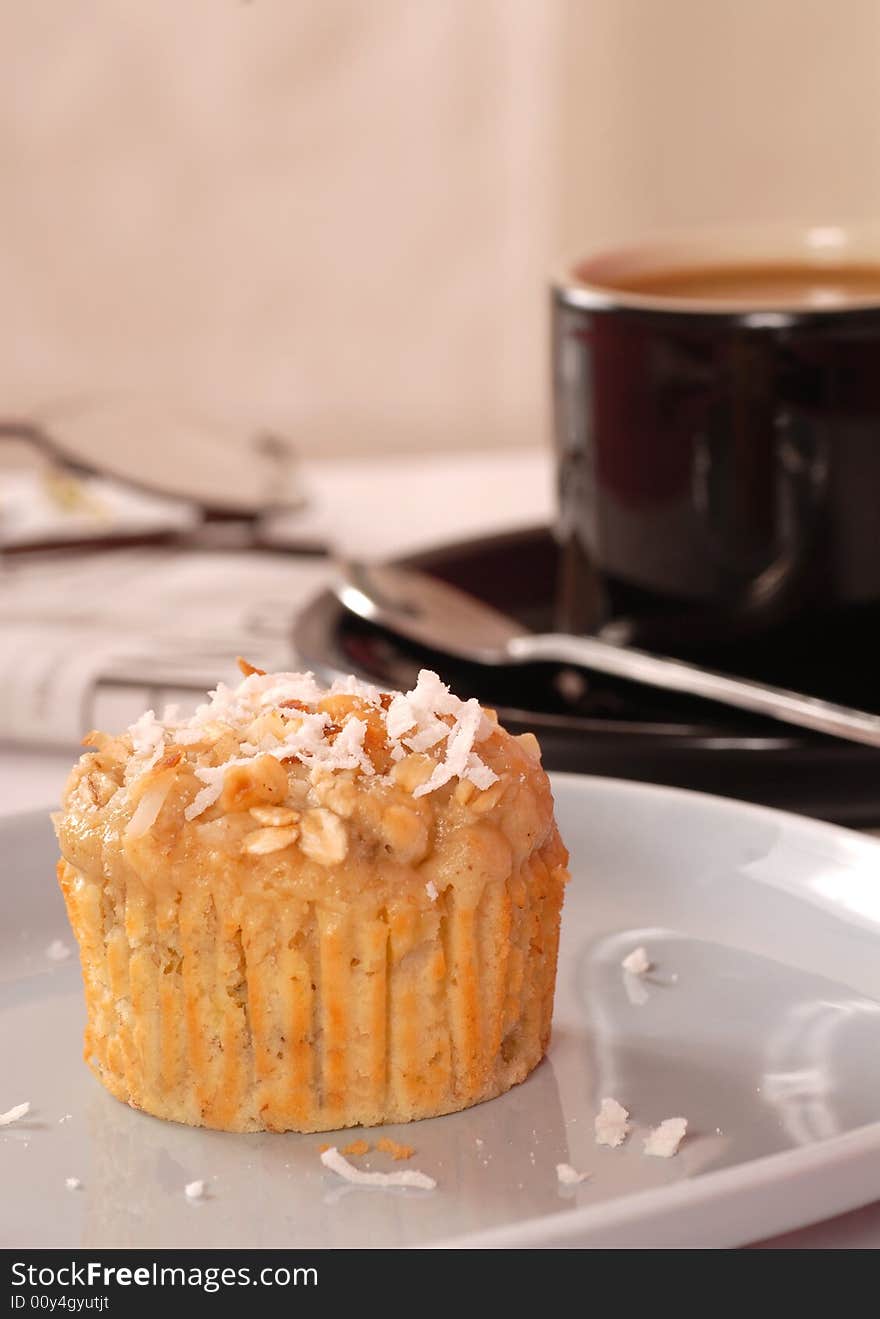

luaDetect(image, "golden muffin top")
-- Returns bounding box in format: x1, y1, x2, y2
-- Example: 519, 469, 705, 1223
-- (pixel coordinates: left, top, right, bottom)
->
56, 665, 557, 898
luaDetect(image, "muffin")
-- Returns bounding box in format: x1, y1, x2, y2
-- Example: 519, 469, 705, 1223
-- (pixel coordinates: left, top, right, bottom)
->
54, 665, 569, 1133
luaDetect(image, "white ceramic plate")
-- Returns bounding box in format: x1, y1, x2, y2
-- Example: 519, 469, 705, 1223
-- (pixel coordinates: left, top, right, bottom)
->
3, 775, 880, 1249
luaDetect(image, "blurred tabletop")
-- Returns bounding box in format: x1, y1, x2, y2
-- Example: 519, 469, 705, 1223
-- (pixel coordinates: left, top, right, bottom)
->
2, 445, 878, 1250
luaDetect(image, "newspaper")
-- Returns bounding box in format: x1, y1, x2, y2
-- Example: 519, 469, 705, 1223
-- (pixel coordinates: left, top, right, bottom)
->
0, 448, 551, 748
0, 548, 330, 747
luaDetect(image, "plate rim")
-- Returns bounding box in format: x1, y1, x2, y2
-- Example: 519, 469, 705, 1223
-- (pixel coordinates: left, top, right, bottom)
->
550, 768, 880, 854
433, 1120, 880, 1248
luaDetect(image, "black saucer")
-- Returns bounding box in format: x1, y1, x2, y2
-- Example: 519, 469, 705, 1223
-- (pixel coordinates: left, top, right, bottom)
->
293, 526, 880, 826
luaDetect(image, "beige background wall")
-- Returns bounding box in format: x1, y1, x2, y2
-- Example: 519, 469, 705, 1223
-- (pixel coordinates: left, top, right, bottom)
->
2, 0, 879, 460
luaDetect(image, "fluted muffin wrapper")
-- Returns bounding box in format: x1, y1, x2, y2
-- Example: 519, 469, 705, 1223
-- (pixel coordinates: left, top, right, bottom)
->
57, 840, 566, 1133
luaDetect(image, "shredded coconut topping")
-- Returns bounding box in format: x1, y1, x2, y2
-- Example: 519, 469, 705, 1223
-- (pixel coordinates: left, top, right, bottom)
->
320, 1146, 436, 1190
643, 1117, 688, 1158
0, 1102, 30, 1127
127, 777, 175, 835
128, 710, 166, 771
594, 1097, 631, 1148
556, 1162, 590, 1185
121, 667, 499, 821
326, 716, 375, 776
184, 770, 227, 821
413, 695, 491, 798
425, 880, 439, 902
463, 753, 499, 790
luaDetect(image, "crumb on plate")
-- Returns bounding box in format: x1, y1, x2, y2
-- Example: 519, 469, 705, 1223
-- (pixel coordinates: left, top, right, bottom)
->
594, 1097, 630, 1148
556, 1162, 590, 1185
376, 1137, 415, 1161
341, 1139, 371, 1157
621, 946, 652, 976
643, 1118, 688, 1158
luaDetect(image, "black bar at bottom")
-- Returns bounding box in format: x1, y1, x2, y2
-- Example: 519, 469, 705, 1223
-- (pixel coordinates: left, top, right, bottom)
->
2, 1243, 793, 1311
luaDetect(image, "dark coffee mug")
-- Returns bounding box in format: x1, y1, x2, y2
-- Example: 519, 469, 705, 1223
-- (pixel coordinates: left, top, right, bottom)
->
552, 226, 880, 646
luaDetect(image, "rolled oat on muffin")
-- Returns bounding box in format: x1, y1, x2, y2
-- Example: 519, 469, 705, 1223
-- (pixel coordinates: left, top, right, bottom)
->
54, 666, 569, 1133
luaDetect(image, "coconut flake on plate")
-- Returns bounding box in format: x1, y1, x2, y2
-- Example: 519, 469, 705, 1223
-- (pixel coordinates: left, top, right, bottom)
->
644, 1118, 688, 1158
320, 1146, 436, 1190
556, 1162, 590, 1185
594, 1097, 631, 1148
46, 939, 72, 962
0, 1102, 30, 1127
621, 946, 652, 976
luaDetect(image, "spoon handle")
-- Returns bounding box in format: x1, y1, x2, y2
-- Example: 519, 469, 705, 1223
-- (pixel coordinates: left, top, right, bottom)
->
508, 632, 880, 749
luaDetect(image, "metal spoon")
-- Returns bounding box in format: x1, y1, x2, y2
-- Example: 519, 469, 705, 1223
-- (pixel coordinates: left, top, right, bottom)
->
334, 560, 880, 749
